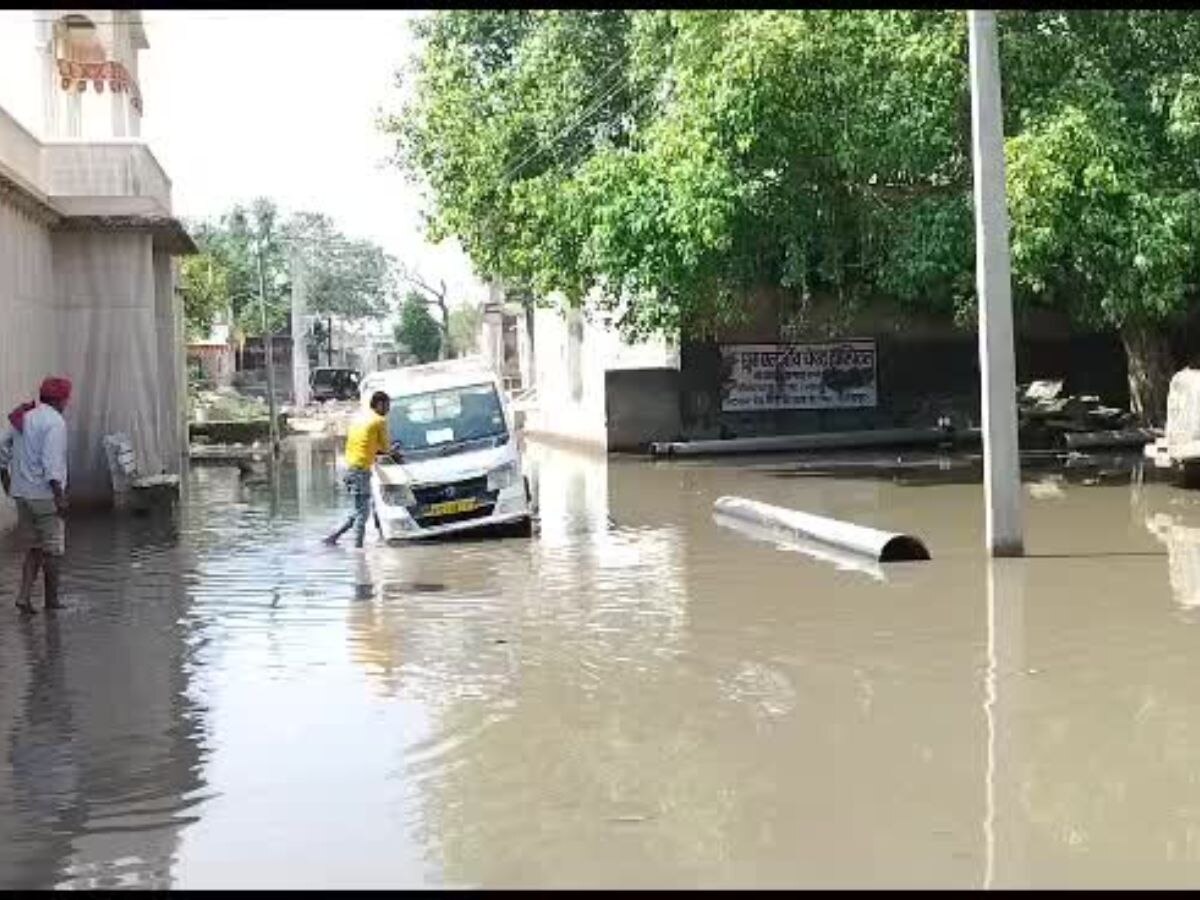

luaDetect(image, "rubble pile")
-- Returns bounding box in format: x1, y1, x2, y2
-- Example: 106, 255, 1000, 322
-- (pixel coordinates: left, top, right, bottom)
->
1018, 379, 1145, 449
189, 386, 269, 424
286, 399, 358, 438
189, 386, 285, 447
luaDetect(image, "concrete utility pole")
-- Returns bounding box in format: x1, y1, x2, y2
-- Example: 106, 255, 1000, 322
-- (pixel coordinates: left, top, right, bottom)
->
969, 10, 1024, 557
291, 249, 310, 408
255, 232, 281, 457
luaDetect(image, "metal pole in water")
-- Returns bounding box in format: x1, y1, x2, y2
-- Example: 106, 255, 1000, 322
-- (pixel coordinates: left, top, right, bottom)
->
969, 10, 1024, 557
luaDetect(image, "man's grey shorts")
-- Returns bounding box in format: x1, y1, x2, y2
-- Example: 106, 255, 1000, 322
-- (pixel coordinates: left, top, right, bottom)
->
16, 498, 65, 557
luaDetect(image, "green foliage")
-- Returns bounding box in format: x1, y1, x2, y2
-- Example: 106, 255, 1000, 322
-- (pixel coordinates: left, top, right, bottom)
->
191, 198, 290, 339
286, 212, 396, 321
385, 11, 972, 339
1000, 12, 1200, 332
179, 246, 231, 339
448, 304, 483, 357
396, 292, 443, 362
182, 198, 397, 340
386, 10, 1200, 352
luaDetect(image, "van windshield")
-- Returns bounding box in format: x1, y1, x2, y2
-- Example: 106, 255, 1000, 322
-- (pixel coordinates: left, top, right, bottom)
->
387, 382, 508, 456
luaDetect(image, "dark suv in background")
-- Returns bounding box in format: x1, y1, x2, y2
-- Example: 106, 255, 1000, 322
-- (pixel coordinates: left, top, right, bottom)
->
310, 367, 361, 403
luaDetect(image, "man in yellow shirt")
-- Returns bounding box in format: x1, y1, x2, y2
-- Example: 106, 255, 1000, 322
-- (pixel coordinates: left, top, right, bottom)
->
324, 391, 398, 548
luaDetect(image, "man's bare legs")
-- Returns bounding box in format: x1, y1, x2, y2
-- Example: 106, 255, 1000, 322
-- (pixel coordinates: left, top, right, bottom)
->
42, 554, 62, 609
16, 548, 42, 614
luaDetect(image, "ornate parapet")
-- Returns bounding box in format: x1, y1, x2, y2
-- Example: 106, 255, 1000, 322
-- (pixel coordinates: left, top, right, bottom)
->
56, 58, 143, 115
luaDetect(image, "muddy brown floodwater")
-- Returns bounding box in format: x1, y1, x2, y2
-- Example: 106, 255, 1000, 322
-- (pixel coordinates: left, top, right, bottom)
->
3, 438, 1200, 888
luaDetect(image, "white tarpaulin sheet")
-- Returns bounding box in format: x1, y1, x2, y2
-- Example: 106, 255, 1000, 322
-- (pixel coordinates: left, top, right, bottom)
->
1, 195, 184, 513
720, 341, 878, 412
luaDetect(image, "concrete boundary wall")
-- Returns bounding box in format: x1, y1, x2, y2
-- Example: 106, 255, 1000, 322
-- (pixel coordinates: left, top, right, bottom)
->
605, 368, 682, 452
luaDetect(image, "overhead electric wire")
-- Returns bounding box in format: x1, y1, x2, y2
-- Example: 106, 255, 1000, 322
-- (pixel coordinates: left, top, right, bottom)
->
497, 61, 632, 188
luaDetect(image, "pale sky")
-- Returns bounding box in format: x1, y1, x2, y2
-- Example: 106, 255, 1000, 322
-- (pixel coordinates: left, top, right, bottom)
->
0, 9, 485, 308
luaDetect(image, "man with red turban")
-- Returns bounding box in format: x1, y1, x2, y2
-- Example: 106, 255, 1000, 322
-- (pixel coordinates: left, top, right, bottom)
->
0, 375, 72, 613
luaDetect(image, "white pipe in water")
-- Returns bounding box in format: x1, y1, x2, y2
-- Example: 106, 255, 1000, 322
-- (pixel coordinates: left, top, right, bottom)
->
714, 496, 931, 563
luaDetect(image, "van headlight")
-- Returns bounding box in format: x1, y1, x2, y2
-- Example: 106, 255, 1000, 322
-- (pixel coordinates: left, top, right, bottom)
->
487, 462, 519, 491
382, 483, 416, 507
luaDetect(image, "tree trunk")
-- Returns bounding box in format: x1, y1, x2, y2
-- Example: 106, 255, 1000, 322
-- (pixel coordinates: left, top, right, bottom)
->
437, 300, 450, 360
1120, 322, 1175, 427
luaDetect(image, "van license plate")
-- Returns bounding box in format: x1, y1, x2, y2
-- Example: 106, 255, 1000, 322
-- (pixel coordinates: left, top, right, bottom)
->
425, 498, 478, 517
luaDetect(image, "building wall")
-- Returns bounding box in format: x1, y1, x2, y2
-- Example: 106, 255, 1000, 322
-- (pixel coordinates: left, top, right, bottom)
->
153, 248, 184, 474
529, 302, 678, 450
530, 306, 607, 448
1, 10, 189, 515
525, 284, 1132, 448
605, 368, 683, 451
679, 331, 1129, 439
187, 346, 234, 388
0, 194, 56, 530
1, 199, 186, 512
52, 229, 169, 499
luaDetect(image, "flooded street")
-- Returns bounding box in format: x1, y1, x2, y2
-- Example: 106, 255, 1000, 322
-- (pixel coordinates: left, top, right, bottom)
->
4, 439, 1200, 888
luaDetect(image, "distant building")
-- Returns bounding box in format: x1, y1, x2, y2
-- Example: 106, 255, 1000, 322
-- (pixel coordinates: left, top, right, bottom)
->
186, 321, 235, 389
0, 9, 195, 523
479, 290, 526, 392
479, 282, 680, 450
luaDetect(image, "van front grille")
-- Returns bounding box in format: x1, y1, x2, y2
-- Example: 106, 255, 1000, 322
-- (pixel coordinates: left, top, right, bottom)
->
411, 476, 490, 506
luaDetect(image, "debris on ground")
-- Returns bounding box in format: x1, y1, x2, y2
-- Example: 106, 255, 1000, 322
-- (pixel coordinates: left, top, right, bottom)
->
188, 386, 290, 445
1018, 379, 1143, 449
189, 386, 270, 424
287, 399, 358, 438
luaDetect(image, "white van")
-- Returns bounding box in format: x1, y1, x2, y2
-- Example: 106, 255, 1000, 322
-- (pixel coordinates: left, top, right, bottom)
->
359, 357, 533, 541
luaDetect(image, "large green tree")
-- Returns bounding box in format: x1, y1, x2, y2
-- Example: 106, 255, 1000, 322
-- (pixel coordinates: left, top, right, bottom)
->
386, 10, 1200, 423
999, 11, 1200, 421
384, 11, 967, 334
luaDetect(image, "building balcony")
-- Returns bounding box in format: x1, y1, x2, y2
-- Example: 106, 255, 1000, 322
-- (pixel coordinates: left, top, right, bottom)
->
0, 105, 172, 218
41, 139, 172, 217
0, 105, 47, 201
0, 104, 192, 252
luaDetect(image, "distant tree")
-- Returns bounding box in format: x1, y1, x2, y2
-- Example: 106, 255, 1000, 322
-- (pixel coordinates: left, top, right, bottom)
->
179, 242, 231, 339
448, 304, 483, 357
398, 265, 451, 359
220, 197, 291, 338
286, 212, 396, 322
182, 198, 398, 345
395, 291, 443, 362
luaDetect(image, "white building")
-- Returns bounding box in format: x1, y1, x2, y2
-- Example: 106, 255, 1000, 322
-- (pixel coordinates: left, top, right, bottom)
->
0, 9, 192, 525
480, 283, 682, 451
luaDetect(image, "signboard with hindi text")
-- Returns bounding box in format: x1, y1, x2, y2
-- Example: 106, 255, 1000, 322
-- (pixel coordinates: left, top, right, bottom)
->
720, 340, 878, 412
